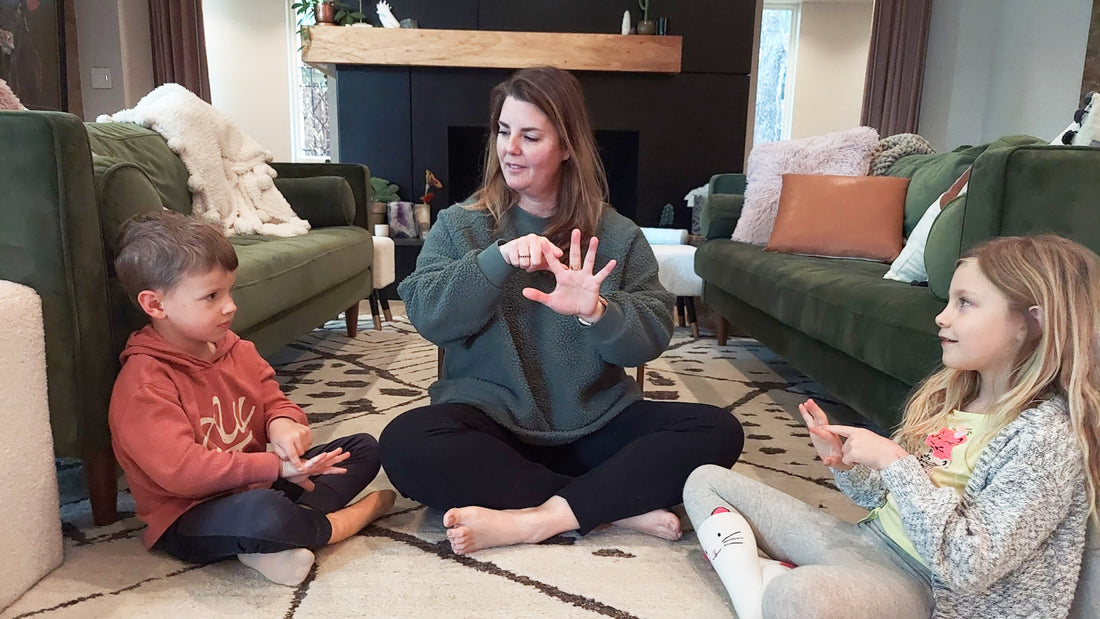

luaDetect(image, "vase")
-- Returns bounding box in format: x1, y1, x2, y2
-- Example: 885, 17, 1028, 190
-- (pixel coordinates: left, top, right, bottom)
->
314, 2, 337, 24
636, 19, 656, 35
414, 203, 431, 239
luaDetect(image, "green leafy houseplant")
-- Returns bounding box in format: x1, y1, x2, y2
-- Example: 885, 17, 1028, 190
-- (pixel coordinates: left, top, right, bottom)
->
371, 177, 400, 204
292, 1, 367, 45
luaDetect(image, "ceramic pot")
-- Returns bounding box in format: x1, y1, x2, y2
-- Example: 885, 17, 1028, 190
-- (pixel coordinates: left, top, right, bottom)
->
314, 1, 337, 24
637, 19, 656, 35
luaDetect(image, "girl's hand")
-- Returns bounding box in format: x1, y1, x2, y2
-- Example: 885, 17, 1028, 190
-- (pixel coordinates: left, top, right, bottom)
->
500, 234, 563, 273
819, 425, 910, 471
798, 399, 849, 470
522, 229, 617, 321
268, 417, 312, 470
279, 448, 350, 491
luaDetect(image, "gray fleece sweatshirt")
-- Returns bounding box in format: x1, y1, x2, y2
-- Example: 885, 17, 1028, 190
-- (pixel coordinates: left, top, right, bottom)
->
397, 204, 674, 445
833, 397, 1088, 619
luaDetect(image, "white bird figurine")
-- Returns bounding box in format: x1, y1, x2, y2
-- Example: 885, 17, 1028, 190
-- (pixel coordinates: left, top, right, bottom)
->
376, 1, 401, 28
621, 10, 631, 35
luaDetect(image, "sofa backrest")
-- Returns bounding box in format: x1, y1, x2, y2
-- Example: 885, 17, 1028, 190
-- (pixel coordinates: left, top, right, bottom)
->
887, 144, 989, 236
84, 122, 192, 215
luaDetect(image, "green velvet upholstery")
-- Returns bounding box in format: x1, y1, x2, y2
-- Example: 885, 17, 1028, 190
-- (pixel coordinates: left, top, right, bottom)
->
0, 111, 375, 522
696, 137, 1100, 430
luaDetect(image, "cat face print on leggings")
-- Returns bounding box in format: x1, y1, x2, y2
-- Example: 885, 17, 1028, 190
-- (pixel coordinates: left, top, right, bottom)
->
702, 507, 745, 561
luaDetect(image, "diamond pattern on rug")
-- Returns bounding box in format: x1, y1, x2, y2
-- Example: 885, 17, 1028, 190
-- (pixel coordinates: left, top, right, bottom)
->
6, 316, 867, 619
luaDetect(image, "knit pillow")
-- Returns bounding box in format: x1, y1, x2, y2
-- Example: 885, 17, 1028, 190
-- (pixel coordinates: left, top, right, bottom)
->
732, 127, 880, 245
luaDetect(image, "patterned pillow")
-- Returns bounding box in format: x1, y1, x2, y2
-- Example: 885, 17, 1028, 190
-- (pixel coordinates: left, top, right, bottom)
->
732, 127, 880, 245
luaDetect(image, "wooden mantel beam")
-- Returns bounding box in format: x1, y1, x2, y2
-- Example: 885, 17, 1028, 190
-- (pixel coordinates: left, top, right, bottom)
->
302, 27, 682, 75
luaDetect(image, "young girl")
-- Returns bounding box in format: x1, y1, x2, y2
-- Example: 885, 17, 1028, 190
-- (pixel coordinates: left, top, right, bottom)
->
683, 234, 1100, 619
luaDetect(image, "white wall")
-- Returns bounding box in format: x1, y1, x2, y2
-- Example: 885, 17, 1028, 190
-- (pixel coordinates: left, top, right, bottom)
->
789, 1, 874, 139
74, 0, 154, 120
117, 0, 153, 107
918, 0, 1092, 150
202, 1, 294, 161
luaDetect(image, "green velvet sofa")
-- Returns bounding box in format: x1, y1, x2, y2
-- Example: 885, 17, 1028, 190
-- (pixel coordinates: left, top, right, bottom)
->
0, 110, 375, 525
695, 136, 1100, 431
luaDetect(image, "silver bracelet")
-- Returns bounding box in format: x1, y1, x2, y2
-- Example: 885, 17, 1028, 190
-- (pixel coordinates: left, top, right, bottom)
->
577, 296, 608, 326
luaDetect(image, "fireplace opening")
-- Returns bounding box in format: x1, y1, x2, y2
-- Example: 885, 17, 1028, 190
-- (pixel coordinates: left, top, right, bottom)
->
447, 126, 640, 222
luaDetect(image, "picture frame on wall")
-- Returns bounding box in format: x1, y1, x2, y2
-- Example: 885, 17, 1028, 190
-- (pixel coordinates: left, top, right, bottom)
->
0, 0, 66, 111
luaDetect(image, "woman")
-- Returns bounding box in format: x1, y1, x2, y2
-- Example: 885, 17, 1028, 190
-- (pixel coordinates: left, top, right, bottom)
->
380, 66, 743, 555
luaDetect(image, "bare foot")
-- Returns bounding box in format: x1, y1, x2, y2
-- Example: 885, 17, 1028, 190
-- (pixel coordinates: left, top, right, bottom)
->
326, 489, 397, 544
612, 508, 683, 540
443, 496, 579, 555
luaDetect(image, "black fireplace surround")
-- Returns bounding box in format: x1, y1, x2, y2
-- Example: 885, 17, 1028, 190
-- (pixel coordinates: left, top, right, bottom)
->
332, 0, 755, 229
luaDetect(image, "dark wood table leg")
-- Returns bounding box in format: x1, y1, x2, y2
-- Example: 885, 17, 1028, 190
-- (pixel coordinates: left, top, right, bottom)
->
685, 296, 699, 338
368, 292, 383, 331
675, 296, 686, 327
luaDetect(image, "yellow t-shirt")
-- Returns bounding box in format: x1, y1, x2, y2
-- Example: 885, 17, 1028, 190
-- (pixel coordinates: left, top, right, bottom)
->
864, 409, 993, 565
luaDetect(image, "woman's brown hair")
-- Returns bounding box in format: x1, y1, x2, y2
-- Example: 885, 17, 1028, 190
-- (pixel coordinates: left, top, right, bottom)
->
467, 66, 608, 248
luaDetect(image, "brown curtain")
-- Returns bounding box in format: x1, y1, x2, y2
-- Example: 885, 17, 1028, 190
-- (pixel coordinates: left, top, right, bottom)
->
860, 0, 933, 136
148, 0, 210, 102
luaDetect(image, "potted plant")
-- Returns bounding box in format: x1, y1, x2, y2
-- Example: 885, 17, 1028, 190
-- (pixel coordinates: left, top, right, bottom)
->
636, 0, 656, 35
369, 176, 400, 229
292, 1, 367, 45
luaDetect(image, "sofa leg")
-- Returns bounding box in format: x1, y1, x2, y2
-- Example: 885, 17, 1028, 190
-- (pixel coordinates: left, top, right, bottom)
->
85, 448, 118, 526
716, 316, 729, 346
345, 302, 359, 338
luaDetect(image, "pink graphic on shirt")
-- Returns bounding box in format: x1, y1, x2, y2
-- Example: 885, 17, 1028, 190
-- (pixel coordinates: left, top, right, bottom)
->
926, 426, 968, 461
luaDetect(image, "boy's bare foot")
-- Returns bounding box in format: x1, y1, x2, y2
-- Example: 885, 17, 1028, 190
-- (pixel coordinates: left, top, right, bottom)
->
237, 548, 315, 586
612, 508, 683, 540
326, 489, 397, 544
443, 496, 579, 555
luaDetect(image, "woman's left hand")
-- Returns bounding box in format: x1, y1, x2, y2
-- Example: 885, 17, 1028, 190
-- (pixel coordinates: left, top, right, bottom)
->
819, 425, 910, 471
523, 228, 617, 322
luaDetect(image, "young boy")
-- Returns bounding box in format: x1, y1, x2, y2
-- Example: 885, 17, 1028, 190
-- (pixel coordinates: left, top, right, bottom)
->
109, 210, 394, 586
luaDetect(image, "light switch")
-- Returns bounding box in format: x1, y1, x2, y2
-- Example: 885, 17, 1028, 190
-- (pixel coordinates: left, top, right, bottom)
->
90, 68, 112, 89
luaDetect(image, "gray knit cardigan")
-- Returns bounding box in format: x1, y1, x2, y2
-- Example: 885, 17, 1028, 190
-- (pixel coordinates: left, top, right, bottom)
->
833, 398, 1088, 619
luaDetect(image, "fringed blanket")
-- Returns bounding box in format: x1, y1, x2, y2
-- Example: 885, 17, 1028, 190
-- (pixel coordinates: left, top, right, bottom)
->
97, 84, 309, 237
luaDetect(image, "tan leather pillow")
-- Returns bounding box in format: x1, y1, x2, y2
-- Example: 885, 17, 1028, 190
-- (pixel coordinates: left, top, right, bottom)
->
765, 174, 910, 262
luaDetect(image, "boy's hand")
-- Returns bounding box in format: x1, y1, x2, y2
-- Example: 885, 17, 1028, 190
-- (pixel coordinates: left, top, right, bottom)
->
269, 417, 312, 469
819, 425, 910, 471
279, 448, 350, 491
798, 399, 850, 470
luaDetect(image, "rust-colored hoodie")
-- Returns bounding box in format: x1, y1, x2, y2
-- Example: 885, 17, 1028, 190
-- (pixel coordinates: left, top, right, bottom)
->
109, 326, 308, 548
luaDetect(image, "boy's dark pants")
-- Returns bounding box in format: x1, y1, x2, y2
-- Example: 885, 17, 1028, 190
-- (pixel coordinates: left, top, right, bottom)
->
155, 433, 380, 563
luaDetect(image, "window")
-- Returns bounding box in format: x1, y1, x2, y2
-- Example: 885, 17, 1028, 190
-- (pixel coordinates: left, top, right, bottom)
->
288, 7, 331, 161
754, 4, 800, 145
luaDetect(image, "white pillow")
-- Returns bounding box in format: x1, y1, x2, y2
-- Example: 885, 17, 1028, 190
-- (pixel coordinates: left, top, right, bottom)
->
884, 169, 970, 283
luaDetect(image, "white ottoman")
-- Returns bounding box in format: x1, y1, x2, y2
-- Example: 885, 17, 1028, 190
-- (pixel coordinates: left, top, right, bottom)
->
369, 236, 396, 330
650, 244, 704, 337
0, 281, 62, 610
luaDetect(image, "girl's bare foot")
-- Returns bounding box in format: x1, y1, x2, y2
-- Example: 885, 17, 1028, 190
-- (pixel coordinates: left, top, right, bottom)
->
326, 489, 397, 544
443, 496, 579, 555
612, 508, 683, 540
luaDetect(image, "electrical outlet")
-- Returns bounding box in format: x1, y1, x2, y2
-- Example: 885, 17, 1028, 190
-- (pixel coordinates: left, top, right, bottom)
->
90, 68, 112, 89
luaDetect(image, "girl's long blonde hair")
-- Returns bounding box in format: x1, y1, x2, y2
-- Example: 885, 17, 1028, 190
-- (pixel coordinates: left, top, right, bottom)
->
896, 234, 1100, 519
466, 66, 608, 249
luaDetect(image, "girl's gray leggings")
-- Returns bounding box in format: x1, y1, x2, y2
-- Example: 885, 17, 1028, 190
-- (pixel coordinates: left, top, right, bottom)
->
683, 464, 935, 619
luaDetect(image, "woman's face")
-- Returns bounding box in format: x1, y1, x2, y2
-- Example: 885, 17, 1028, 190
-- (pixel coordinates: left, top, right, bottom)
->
496, 96, 568, 207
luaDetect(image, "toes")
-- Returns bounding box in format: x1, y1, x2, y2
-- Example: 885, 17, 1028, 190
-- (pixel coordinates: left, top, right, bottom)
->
443, 509, 458, 527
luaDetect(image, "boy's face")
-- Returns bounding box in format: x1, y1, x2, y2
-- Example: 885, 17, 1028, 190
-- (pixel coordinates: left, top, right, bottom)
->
143, 267, 237, 358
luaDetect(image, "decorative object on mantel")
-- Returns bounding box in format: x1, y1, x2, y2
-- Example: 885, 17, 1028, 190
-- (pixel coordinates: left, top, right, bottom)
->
657, 17, 669, 35
659, 203, 675, 227
293, 1, 366, 45
376, 1, 401, 28
370, 176, 400, 229
388, 201, 418, 238
636, 0, 656, 35
621, 10, 631, 35
416, 169, 442, 239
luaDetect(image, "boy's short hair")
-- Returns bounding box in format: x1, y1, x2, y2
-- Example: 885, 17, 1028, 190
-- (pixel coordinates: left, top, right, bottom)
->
114, 210, 239, 301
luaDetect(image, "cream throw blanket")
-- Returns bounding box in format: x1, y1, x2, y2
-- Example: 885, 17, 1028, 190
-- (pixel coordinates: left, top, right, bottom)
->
97, 84, 310, 237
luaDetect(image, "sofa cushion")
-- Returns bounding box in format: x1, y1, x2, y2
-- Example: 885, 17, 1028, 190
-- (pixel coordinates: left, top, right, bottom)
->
229, 227, 372, 331
91, 154, 163, 256
886, 144, 986, 236
84, 122, 193, 215
696, 240, 945, 385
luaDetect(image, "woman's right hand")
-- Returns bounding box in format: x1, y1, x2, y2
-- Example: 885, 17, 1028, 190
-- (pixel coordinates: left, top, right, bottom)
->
279, 447, 350, 491
798, 399, 851, 470
501, 234, 563, 272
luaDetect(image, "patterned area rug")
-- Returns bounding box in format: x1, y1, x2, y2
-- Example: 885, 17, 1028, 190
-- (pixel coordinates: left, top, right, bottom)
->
5, 315, 867, 619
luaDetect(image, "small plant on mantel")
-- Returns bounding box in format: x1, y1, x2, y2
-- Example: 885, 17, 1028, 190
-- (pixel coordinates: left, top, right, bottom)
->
292, 1, 367, 46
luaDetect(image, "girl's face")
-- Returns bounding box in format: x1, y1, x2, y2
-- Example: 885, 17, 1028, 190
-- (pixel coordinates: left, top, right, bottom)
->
496, 96, 568, 209
935, 259, 1029, 389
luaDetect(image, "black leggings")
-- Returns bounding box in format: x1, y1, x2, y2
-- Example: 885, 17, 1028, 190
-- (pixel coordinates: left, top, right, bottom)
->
379, 400, 744, 533
155, 433, 380, 564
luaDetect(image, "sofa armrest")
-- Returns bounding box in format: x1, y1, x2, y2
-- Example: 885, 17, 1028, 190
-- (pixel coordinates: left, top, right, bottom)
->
275, 176, 355, 228
924, 142, 1100, 299
270, 162, 372, 228
700, 173, 747, 239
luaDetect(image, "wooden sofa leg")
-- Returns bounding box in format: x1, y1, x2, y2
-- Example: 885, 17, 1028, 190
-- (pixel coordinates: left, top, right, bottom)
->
345, 302, 359, 338
716, 316, 729, 346
85, 448, 118, 526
